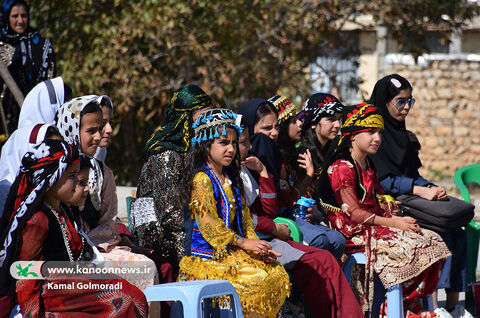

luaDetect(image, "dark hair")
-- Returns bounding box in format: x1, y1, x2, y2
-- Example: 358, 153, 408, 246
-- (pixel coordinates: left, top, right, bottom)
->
384, 74, 413, 103
79, 156, 91, 171
254, 101, 277, 126
182, 127, 244, 222
63, 83, 73, 103
79, 101, 102, 128
44, 125, 62, 140
277, 116, 299, 172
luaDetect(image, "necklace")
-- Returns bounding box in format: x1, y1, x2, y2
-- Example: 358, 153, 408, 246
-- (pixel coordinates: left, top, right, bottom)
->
44, 202, 76, 262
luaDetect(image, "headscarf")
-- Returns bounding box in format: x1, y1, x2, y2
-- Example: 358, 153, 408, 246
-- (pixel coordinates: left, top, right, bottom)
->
368, 74, 422, 180
316, 104, 384, 205
0, 139, 79, 294
17, 77, 66, 128
1, 0, 56, 93
238, 98, 282, 190
0, 123, 59, 216
144, 84, 212, 158
0, 123, 58, 184
56, 95, 104, 211
301, 93, 344, 132
268, 95, 296, 124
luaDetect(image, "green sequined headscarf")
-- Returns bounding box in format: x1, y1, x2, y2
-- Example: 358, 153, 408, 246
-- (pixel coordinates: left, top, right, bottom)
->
144, 84, 212, 159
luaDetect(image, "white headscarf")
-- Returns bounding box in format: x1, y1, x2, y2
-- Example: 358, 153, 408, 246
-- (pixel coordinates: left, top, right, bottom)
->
18, 77, 66, 129
56, 95, 105, 211
0, 124, 57, 215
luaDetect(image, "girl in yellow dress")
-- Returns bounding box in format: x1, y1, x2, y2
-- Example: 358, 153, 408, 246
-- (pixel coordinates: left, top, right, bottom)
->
178, 108, 290, 318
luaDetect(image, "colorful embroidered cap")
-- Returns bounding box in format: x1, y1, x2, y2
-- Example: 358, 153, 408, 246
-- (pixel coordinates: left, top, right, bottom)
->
191, 108, 243, 145
268, 95, 296, 124
340, 103, 384, 136
302, 93, 344, 129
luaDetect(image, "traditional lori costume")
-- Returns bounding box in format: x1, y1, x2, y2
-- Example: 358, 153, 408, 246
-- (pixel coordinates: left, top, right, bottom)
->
178, 109, 290, 318
0, 140, 147, 317
317, 104, 450, 314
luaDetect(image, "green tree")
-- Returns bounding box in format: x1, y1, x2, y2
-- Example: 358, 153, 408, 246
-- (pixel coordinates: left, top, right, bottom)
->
28, 0, 478, 184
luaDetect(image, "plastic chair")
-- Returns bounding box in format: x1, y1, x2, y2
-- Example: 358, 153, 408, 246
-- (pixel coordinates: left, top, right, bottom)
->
144, 280, 243, 317
453, 163, 480, 313
343, 253, 404, 318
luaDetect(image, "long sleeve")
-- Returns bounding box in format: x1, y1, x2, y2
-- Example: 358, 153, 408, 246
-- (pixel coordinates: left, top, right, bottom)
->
240, 199, 258, 240
329, 161, 375, 225
87, 166, 120, 251
379, 171, 432, 196
16, 212, 49, 317
257, 172, 279, 218
137, 151, 184, 233
189, 172, 237, 252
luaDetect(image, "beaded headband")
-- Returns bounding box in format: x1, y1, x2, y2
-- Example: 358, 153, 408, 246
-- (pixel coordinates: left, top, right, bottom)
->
268, 95, 297, 124
191, 108, 243, 145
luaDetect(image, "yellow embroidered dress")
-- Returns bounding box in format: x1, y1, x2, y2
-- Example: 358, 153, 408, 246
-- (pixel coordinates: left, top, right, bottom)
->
179, 172, 290, 317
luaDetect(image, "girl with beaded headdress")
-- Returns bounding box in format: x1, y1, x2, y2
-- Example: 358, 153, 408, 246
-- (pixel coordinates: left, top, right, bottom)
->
0, 139, 147, 317
317, 104, 450, 317
179, 108, 290, 318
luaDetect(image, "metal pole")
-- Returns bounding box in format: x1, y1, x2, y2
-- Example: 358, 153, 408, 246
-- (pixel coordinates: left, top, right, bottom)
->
0, 61, 24, 108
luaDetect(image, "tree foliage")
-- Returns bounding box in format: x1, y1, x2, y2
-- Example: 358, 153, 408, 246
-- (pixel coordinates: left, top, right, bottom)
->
28, 0, 478, 184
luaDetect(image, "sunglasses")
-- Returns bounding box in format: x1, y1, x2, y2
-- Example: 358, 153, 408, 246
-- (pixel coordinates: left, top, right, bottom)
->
394, 97, 415, 109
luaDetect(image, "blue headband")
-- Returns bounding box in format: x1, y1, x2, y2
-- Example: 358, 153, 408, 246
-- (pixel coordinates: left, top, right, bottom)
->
191, 108, 243, 146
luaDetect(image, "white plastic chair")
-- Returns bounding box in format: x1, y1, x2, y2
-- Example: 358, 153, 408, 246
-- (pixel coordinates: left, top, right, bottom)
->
143, 280, 243, 317
343, 253, 404, 318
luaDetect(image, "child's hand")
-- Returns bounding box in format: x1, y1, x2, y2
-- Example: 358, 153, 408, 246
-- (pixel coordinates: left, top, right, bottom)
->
242, 156, 268, 177
272, 223, 291, 241
305, 204, 324, 223
236, 238, 281, 260
298, 149, 314, 178
392, 215, 421, 234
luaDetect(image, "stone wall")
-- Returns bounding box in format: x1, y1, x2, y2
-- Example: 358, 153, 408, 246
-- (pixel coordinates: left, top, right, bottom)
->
384, 56, 480, 181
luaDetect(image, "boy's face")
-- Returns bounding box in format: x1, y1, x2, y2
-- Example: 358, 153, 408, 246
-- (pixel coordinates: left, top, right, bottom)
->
67, 168, 89, 206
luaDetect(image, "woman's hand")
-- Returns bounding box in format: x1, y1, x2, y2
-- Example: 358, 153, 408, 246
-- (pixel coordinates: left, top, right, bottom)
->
298, 149, 314, 178
272, 223, 291, 241
391, 215, 421, 233
413, 186, 447, 201
242, 156, 268, 178
236, 238, 281, 261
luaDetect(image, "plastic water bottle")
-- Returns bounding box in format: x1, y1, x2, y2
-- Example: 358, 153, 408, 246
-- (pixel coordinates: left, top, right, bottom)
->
292, 197, 316, 219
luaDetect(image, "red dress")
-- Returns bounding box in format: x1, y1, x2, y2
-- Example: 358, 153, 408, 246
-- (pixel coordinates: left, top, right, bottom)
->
325, 159, 450, 311
16, 208, 147, 317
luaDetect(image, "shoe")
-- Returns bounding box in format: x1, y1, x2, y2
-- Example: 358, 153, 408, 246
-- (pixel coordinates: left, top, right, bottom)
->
434, 308, 453, 318
449, 304, 474, 318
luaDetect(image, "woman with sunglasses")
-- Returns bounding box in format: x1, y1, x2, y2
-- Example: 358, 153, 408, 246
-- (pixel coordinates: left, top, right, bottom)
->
369, 74, 472, 318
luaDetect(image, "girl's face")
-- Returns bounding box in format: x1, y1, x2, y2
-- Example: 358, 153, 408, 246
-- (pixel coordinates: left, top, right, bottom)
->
351, 128, 382, 155
314, 114, 342, 145
48, 162, 80, 203
254, 112, 279, 141
80, 111, 102, 155
208, 128, 237, 169
9, 5, 28, 34
386, 88, 413, 122
66, 168, 89, 207
238, 129, 251, 161
288, 117, 303, 142
99, 106, 113, 148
